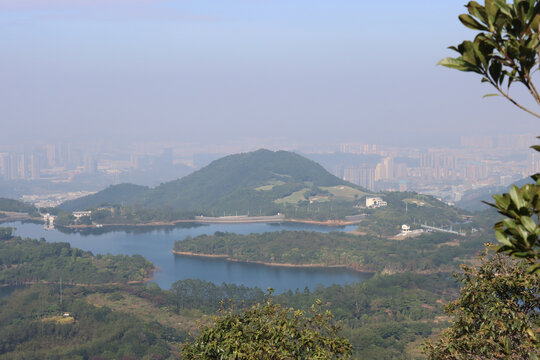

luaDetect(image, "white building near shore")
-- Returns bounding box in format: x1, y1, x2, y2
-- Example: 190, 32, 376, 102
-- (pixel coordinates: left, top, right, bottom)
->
365, 197, 387, 208
72, 211, 92, 219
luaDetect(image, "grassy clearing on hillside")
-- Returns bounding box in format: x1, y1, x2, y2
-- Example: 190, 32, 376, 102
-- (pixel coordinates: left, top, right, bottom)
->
274, 185, 368, 205
403, 198, 433, 207
254, 180, 286, 191
274, 188, 310, 204
86, 292, 204, 335
320, 186, 369, 201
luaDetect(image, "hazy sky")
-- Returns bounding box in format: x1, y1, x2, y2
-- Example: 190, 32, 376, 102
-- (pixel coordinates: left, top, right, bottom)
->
1, 0, 538, 149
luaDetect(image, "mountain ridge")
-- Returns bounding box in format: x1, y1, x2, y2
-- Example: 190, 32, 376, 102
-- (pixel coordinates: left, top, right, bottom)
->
59, 149, 363, 214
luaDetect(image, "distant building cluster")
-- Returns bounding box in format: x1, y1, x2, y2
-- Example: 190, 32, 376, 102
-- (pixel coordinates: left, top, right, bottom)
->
0, 143, 98, 181
0, 152, 41, 180
460, 134, 534, 150
336, 137, 533, 202
340, 143, 377, 154
0, 143, 180, 183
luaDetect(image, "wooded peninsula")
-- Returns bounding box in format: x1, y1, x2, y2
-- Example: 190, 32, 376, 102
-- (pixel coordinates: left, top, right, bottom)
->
173, 228, 490, 274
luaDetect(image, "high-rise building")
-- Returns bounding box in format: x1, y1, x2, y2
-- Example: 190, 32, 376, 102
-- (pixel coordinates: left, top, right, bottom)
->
383, 157, 394, 179
30, 153, 40, 180
343, 166, 360, 185
340, 164, 375, 191
375, 162, 386, 181
464, 161, 488, 181
84, 155, 97, 174
18, 154, 27, 179
45, 144, 56, 167
358, 165, 375, 191
375, 157, 394, 181
0, 153, 10, 180
420, 150, 458, 180
9, 153, 19, 180
56, 143, 71, 167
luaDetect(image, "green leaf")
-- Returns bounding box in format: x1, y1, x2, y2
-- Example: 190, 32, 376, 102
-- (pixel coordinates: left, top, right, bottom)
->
531, 13, 540, 33
493, 0, 511, 17
488, 59, 502, 84
461, 41, 478, 65
485, 0, 497, 25
509, 186, 524, 208
521, 216, 537, 233
459, 14, 489, 30
495, 231, 513, 246
502, 218, 517, 230
467, 1, 488, 24
437, 57, 477, 72
483, 93, 501, 98
493, 194, 510, 209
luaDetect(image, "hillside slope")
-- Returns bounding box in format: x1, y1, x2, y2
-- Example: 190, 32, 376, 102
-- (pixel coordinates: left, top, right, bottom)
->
456, 176, 533, 212
60, 149, 363, 215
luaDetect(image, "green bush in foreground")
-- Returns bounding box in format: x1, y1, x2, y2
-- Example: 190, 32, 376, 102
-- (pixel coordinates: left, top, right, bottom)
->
182, 293, 352, 360
424, 250, 539, 359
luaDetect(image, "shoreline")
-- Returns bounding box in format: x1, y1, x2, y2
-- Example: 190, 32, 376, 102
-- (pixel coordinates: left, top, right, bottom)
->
58, 217, 363, 229
0, 215, 42, 223
283, 219, 362, 226
171, 250, 375, 272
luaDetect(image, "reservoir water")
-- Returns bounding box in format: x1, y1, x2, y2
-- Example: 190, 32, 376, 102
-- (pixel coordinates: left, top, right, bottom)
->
4, 221, 370, 293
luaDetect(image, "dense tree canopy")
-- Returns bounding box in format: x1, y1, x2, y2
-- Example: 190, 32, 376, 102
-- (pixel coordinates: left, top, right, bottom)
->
174, 228, 488, 273
424, 251, 539, 359
182, 293, 352, 360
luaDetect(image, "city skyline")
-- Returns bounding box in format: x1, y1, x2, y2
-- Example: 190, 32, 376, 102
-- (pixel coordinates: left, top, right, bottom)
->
0, 135, 535, 208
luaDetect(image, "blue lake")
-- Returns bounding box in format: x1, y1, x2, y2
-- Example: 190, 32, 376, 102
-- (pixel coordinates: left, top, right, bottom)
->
5, 221, 370, 293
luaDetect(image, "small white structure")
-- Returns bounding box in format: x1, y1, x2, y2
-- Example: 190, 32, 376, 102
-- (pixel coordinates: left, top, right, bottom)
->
401, 224, 411, 234
394, 224, 424, 239
43, 213, 56, 230
365, 197, 387, 209
72, 211, 92, 219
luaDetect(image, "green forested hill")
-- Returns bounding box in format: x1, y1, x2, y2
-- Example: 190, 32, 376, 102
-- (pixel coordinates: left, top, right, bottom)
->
60, 183, 150, 211
0, 198, 37, 215
174, 228, 488, 273
59, 149, 363, 216
0, 231, 154, 285
0, 229, 182, 359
